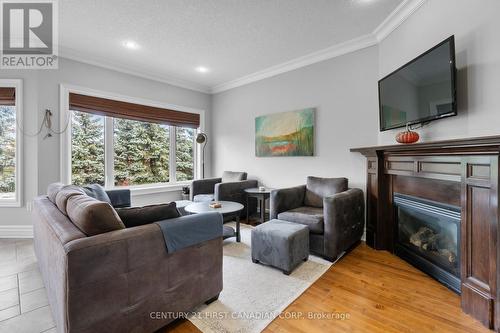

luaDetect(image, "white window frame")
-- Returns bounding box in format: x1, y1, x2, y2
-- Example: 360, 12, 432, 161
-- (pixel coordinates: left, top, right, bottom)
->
60, 84, 204, 194
0, 79, 23, 207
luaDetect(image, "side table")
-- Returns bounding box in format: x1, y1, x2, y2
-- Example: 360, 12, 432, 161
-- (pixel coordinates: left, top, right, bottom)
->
245, 188, 272, 224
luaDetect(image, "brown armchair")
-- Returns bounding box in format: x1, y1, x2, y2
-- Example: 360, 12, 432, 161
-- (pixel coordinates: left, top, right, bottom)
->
270, 176, 364, 261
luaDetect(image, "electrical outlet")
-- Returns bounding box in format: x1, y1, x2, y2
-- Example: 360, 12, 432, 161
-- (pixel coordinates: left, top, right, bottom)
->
26, 201, 33, 212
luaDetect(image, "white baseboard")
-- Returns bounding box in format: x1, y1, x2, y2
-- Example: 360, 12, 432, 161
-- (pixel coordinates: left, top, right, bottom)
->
0, 225, 34, 238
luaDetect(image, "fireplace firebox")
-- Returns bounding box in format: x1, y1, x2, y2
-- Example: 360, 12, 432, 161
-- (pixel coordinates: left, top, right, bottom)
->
394, 193, 461, 293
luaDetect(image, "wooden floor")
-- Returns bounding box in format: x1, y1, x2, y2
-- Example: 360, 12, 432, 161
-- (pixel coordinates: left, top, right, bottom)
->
160, 243, 492, 333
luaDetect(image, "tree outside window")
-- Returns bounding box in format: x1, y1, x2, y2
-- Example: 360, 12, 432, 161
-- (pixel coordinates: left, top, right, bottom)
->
71, 111, 105, 186
70, 111, 196, 187
114, 118, 170, 186
0, 106, 16, 198
176, 127, 194, 181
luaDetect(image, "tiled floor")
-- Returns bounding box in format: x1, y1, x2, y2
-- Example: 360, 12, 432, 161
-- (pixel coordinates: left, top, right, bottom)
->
0, 239, 56, 333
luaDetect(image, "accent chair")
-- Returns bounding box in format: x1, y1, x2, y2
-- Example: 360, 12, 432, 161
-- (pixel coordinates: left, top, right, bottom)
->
190, 171, 258, 217
270, 176, 364, 261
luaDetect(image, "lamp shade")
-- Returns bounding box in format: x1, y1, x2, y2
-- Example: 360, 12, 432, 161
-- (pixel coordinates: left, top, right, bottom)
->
196, 133, 207, 144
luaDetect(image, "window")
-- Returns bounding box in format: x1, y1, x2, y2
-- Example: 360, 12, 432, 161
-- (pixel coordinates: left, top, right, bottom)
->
114, 118, 170, 186
0, 105, 16, 197
71, 111, 105, 186
175, 127, 195, 181
0, 81, 22, 207
67, 91, 200, 189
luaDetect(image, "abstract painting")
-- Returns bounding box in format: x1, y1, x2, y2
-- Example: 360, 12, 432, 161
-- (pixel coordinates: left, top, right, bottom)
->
255, 108, 314, 157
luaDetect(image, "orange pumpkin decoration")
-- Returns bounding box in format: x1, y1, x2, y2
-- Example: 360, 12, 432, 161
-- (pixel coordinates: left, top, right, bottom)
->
396, 125, 419, 144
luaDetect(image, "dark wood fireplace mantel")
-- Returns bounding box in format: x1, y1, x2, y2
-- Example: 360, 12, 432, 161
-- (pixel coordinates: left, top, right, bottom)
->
351, 135, 500, 331
351, 134, 500, 155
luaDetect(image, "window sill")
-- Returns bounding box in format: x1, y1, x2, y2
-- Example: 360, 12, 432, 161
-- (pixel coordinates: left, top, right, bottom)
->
119, 182, 192, 196
0, 200, 22, 208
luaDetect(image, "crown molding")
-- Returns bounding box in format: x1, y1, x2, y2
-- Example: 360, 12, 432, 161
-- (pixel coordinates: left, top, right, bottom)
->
212, 0, 427, 93
59, 47, 212, 94
0, 225, 33, 238
211, 33, 378, 94
373, 0, 427, 42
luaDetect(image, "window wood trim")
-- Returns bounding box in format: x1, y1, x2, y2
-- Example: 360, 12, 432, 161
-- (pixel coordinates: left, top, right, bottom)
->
69, 93, 200, 128
0, 87, 15, 106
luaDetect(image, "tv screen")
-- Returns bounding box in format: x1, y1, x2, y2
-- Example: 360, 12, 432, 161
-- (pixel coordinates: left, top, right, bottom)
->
379, 36, 456, 131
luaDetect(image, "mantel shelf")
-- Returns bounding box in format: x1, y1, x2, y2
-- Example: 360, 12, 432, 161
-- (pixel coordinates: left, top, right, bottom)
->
350, 134, 500, 155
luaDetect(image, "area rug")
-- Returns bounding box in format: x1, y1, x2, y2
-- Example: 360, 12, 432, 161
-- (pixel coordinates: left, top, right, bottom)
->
188, 223, 333, 333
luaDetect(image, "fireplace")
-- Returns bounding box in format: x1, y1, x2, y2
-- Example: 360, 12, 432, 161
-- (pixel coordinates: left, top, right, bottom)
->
394, 193, 461, 293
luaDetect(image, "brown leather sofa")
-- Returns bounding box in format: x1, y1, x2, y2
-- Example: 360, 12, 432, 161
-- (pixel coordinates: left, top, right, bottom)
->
33, 192, 223, 333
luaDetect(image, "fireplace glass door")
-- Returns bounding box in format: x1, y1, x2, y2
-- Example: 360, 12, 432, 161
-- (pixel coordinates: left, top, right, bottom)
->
394, 193, 461, 292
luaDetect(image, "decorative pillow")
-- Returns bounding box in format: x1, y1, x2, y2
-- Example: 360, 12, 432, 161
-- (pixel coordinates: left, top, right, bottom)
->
82, 184, 111, 204
116, 202, 180, 228
304, 176, 348, 208
55, 185, 86, 215
221, 171, 247, 183
66, 194, 125, 236
47, 182, 65, 204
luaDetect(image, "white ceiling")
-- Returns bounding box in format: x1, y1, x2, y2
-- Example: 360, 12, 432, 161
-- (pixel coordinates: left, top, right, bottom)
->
59, 0, 406, 93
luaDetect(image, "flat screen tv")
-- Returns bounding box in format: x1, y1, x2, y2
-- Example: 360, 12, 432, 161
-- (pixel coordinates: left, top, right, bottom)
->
378, 36, 457, 131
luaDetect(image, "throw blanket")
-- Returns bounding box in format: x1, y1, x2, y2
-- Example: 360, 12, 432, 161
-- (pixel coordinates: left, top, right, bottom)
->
155, 212, 223, 253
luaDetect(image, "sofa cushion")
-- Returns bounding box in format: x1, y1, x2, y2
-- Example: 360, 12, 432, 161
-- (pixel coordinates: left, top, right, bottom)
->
116, 202, 180, 228
278, 206, 324, 234
47, 182, 65, 204
304, 176, 348, 208
66, 194, 125, 236
221, 171, 247, 183
55, 185, 86, 215
82, 184, 111, 204
193, 194, 215, 202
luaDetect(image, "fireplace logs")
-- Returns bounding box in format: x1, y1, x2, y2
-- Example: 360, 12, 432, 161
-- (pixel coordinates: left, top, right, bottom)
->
409, 227, 456, 264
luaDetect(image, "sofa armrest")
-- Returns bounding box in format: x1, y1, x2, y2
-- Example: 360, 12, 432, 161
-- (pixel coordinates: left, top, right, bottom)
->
270, 185, 306, 219
106, 189, 131, 208
323, 188, 364, 260
190, 177, 222, 200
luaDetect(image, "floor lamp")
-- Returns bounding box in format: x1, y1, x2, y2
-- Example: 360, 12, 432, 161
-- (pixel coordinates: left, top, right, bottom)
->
196, 132, 208, 179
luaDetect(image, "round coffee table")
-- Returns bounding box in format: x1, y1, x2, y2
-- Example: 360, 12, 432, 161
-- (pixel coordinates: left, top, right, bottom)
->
185, 201, 244, 242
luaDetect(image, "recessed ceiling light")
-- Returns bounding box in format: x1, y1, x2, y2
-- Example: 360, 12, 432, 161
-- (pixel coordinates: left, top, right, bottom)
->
123, 40, 139, 50
195, 66, 210, 73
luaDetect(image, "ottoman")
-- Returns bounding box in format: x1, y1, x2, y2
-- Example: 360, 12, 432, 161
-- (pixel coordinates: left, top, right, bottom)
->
251, 219, 309, 275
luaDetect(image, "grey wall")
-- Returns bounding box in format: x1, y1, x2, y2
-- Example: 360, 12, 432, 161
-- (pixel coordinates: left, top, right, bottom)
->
0, 58, 211, 226
210, 0, 500, 191
211, 46, 379, 190
378, 0, 500, 143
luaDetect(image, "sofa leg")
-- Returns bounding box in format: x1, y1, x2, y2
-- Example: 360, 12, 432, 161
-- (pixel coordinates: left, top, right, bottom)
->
283, 270, 291, 275
252, 258, 259, 264
205, 294, 219, 305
